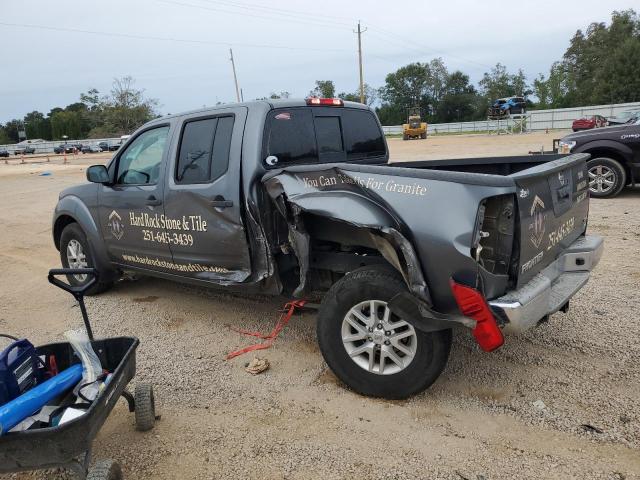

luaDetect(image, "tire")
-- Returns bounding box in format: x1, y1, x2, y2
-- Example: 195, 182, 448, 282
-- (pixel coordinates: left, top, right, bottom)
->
317, 265, 452, 399
402, 134, 408, 141
59, 223, 113, 295
587, 157, 627, 198
134, 383, 156, 432
420, 132, 427, 139
87, 460, 123, 480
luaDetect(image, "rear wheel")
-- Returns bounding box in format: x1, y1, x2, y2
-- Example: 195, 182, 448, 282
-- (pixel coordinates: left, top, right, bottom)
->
134, 383, 156, 431
587, 157, 626, 198
317, 266, 452, 399
420, 132, 427, 139
59, 223, 113, 294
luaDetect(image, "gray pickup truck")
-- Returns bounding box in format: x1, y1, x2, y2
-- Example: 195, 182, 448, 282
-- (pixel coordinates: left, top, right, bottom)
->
53, 98, 603, 399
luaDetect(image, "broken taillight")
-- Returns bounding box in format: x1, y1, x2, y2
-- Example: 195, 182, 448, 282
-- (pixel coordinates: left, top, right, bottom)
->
450, 280, 504, 352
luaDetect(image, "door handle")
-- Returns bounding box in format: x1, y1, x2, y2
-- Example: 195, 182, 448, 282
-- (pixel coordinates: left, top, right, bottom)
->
146, 195, 162, 206
210, 199, 233, 208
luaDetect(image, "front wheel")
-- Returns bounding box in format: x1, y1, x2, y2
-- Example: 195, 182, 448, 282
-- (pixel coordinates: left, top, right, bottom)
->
317, 266, 452, 399
587, 157, 626, 198
59, 223, 114, 294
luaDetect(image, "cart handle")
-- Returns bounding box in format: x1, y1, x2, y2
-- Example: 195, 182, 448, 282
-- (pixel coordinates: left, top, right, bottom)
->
48, 268, 99, 340
48, 268, 98, 297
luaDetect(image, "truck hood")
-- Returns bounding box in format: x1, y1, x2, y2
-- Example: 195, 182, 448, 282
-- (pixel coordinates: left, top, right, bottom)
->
59, 182, 96, 200
562, 123, 633, 142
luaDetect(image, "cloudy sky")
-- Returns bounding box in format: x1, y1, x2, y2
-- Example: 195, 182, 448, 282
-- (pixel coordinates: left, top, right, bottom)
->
0, 0, 633, 122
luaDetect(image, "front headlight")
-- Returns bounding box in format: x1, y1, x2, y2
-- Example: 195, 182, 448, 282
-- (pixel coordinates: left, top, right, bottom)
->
558, 140, 576, 153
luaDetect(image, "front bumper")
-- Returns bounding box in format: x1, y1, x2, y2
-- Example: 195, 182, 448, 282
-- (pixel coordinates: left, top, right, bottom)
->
489, 235, 604, 334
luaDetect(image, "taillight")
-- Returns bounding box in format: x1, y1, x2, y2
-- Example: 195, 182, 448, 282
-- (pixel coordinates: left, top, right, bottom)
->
450, 280, 504, 352
306, 97, 344, 106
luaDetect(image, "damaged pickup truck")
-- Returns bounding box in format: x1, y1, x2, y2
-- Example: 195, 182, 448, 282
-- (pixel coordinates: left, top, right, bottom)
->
53, 98, 604, 398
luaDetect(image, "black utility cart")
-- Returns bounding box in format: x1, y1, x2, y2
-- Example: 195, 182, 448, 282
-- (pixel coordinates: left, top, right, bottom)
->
0, 268, 156, 480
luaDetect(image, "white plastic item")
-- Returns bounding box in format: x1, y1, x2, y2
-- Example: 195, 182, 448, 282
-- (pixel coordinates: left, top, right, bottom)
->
64, 329, 103, 401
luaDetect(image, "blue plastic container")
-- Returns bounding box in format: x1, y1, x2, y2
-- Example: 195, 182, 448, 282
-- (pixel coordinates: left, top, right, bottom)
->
0, 339, 43, 406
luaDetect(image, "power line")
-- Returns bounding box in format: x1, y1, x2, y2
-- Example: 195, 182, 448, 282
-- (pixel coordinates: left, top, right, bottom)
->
165, 0, 492, 70
194, 0, 353, 23
155, 0, 353, 31
366, 24, 492, 70
0, 21, 350, 53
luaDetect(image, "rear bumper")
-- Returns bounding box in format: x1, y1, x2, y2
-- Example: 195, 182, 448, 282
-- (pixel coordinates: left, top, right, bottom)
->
489, 235, 604, 334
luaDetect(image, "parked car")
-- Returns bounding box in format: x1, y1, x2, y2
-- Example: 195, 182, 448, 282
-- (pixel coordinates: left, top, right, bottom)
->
53, 98, 602, 399
488, 96, 527, 118
98, 142, 110, 152
558, 117, 640, 197
81, 144, 102, 154
607, 109, 640, 126
13, 145, 36, 155
572, 115, 607, 131
108, 143, 121, 151
0, 149, 9, 158
54, 144, 78, 154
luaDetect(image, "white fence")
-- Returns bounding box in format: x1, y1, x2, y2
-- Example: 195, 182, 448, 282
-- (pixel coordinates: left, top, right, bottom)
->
383, 101, 640, 135
0, 137, 122, 155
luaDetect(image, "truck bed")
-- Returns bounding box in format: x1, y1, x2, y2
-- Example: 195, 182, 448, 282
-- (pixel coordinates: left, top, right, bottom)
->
390, 154, 568, 176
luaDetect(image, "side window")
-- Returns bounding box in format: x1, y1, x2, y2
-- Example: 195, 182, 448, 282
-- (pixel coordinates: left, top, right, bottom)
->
264, 109, 317, 165
342, 110, 386, 160
315, 116, 343, 153
176, 116, 234, 184
116, 126, 169, 185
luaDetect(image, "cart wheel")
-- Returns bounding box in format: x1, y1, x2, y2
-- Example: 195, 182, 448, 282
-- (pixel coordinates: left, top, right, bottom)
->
134, 383, 156, 432
87, 459, 123, 480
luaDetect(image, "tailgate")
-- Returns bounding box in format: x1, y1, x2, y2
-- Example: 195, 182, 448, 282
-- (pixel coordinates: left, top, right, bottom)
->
511, 154, 590, 287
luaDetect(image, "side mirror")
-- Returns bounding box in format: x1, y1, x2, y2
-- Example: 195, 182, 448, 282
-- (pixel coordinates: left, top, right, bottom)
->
86, 165, 110, 184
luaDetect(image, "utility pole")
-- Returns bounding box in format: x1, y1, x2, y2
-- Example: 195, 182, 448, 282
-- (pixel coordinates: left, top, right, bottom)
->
229, 48, 241, 103
355, 21, 367, 104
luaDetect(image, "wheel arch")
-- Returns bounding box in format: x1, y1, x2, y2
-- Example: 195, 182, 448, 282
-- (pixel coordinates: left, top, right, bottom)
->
53, 214, 76, 251
575, 142, 634, 184
53, 196, 114, 275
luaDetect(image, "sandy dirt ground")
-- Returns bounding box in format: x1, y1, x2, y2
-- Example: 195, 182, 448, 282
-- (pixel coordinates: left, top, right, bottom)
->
0, 133, 638, 480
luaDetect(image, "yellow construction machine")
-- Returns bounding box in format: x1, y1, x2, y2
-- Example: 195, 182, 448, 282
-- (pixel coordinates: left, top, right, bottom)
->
402, 107, 427, 140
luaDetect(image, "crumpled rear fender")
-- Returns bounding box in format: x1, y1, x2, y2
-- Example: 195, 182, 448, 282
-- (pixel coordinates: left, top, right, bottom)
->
263, 168, 431, 304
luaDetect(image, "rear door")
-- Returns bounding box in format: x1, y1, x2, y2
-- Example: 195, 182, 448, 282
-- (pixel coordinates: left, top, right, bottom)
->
162, 107, 251, 283
512, 155, 590, 286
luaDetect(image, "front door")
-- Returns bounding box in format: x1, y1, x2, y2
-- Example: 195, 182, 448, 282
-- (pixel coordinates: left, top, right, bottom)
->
98, 125, 174, 271
162, 107, 252, 283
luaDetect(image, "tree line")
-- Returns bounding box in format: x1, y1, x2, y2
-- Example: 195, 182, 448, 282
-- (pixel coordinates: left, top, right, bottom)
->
1, 9, 637, 143
0, 76, 158, 144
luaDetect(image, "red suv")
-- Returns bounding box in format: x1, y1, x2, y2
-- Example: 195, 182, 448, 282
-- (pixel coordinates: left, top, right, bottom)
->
572, 115, 606, 132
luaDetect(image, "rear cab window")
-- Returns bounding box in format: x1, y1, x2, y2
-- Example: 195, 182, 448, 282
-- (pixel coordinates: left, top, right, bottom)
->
263, 106, 386, 167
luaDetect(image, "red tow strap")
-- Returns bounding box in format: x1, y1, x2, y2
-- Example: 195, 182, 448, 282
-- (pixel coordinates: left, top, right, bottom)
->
225, 300, 306, 360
